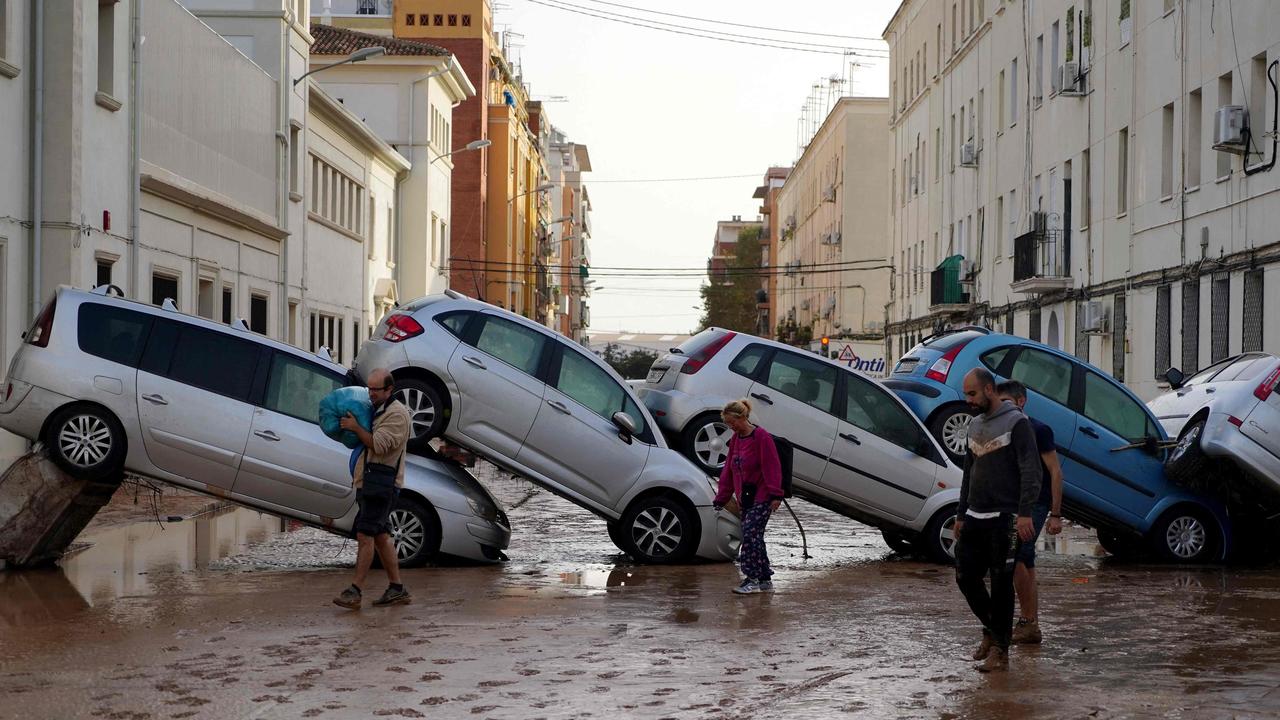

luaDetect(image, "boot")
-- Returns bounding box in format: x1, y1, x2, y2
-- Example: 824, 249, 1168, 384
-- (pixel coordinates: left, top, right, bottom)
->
1011, 618, 1042, 644
971, 631, 994, 661
977, 646, 1008, 673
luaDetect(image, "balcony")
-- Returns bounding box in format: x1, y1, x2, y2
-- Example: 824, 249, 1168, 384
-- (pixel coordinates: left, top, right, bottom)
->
1010, 228, 1072, 294
928, 255, 976, 315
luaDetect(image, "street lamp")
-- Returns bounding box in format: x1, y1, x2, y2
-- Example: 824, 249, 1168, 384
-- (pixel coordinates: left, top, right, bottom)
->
429, 139, 492, 164
293, 46, 386, 87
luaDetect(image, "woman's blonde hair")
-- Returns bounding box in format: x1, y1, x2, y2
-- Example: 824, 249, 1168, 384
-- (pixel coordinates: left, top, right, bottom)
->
721, 399, 752, 421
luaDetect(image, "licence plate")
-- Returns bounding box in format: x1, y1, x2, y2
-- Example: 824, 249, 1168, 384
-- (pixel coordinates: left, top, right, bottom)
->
894, 358, 919, 374
646, 367, 667, 383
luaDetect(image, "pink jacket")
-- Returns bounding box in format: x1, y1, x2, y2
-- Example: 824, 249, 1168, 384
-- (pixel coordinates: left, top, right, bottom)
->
714, 427, 784, 506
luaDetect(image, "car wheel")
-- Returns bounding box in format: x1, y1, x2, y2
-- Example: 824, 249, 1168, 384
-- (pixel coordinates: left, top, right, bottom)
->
881, 529, 917, 555
1096, 530, 1143, 560
606, 521, 627, 553
619, 495, 699, 564
394, 378, 445, 450
1165, 420, 1214, 491
929, 405, 973, 465
1148, 507, 1219, 564
45, 404, 126, 481
681, 413, 733, 475
387, 496, 442, 568
922, 505, 960, 564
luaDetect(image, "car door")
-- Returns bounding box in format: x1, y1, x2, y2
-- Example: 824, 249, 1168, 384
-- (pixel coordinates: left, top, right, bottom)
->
234, 351, 356, 519
996, 346, 1084, 509
446, 313, 548, 459
135, 320, 259, 491
746, 349, 839, 487
518, 345, 652, 509
820, 372, 942, 520
1069, 369, 1167, 527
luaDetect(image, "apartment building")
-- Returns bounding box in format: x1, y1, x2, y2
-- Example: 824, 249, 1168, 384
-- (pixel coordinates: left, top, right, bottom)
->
752, 167, 791, 338
776, 97, 892, 344
548, 130, 594, 342
885, 0, 1280, 400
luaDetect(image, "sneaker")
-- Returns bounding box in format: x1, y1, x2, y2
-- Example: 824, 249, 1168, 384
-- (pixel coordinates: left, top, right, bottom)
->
732, 578, 762, 595
332, 585, 362, 610
757, 579, 775, 592
373, 585, 412, 607
971, 632, 994, 661
976, 646, 1008, 673
1011, 618, 1043, 645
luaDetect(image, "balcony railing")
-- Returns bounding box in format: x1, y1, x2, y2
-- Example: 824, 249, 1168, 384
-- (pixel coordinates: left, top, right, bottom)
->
930, 255, 971, 308
1011, 228, 1073, 294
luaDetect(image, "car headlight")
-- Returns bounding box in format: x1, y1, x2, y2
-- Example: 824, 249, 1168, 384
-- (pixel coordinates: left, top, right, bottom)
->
465, 495, 499, 522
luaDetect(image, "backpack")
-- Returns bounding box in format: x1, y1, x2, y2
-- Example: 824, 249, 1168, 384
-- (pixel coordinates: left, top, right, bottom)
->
772, 435, 794, 499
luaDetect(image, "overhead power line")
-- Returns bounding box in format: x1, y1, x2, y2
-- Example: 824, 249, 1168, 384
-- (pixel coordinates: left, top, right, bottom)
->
451, 257, 891, 272
575, 0, 887, 42
561, 172, 761, 184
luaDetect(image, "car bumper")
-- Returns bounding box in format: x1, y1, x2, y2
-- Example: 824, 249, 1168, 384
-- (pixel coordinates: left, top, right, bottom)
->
437, 506, 511, 563
693, 505, 741, 561
1201, 412, 1280, 495
884, 378, 959, 421
351, 340, 410, 381
0, 383, 74, 441
638, 388, 713, 434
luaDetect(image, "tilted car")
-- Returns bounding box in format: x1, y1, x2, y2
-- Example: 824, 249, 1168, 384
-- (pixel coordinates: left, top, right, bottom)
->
1148, 353, 1280, 505
637, 328, 964, 562
0, 286, 510, 566
885, 328, 1231, 563
351, 292, 741, 565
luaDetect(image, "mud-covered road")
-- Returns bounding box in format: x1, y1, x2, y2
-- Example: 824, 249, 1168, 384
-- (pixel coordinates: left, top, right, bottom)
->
3, 466, 1280, 719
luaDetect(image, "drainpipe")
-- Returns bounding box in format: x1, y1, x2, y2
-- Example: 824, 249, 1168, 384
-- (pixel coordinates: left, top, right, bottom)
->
129, 0, 142, 301
278, 17, 292, 341
29, 0, 45, 319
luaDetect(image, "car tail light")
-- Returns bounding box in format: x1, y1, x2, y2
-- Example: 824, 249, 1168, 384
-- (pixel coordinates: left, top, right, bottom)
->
924, 339, 972, 384
1228, 415, 1245, 428
1254, 366, 1280, 401
382, 314, 424, 343
25, 297, 57, 348
679, 332, 737, 375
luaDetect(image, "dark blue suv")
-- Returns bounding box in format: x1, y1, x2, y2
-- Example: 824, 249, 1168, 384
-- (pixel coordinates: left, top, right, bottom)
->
884, 328, 1229, 563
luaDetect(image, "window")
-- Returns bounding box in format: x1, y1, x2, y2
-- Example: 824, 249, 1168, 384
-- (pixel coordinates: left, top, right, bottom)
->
1187, 89, 1202, 186
97, 0, 115, 98
729, 345, 768, 379
1182, 279, 1200, 373
936, 23, 942, 70
1243, 269, 1264, 352
980, 346, 1011, 372
934, 127, 941, 177
152, 273, 178, 308
222, 286, 233, 324
977, 89, 984, 147
997, 70, 1006, 131
167, 326, 259, 401
762, 351, 838, 414
1081, 148, 1091, 227
1211, 275, 1230, 362
475, 316, 546, 376
264, 353, 344, 424
356, 0, 377, 14
1051, 21, 1061, 93
950, 113, 956, 171
289, 125, 300, 196
844, 374, 931, 456
447, 14, 457, 26
419, 13, 427, 25
996, 195, 1005, 255
308, 155, 365, 235
1008, 188, 1018, 243
553, 349, 643, 433
198, 278, 214, 320
1029, 308, 1042, 342
0, 2, 9, 63
311, 312, 338, 355
462, 14, 471, 27
1218, 73, 1234, 177
1155, 284, 1171, 377
1117, 127, 1129, 214
1183, 356, 1234, 386
250, 294, 268, 335
951, 3, 957, 51
433, 14, 443, 25
1251, 54, 1268, 164
1035, 35, 1044, 101
1010, 59, 1019, 125
1082, 372, 1152, 442
77, 304, 152, 367
1112, 294, 1126, 383
96, 259, 113, 288
1159, 103, 1175, 198
405, 13, 414, 25
1008, 348, 1074, 406
435, 311, 473, 338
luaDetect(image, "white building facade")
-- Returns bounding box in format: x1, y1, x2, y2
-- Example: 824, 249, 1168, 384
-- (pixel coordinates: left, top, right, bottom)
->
886, 0, 1280, 400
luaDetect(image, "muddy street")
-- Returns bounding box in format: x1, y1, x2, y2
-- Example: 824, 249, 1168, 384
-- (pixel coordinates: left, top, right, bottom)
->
3, 467, 1280, 719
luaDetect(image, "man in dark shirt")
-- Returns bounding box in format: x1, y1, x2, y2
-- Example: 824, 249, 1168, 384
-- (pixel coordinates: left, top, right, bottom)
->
954, 368, 1042, 672
997, 380, 1064, 645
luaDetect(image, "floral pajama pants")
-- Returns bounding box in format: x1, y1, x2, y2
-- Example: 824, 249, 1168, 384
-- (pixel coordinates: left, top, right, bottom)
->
739, 502, 774, 581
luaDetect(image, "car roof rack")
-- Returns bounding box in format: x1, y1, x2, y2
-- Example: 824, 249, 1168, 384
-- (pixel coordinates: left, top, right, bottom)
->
231, 318, 251, 332
89, 284, 126, 297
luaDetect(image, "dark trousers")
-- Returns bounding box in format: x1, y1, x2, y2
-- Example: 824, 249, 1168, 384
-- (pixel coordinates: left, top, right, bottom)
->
955, 513, 1018, 649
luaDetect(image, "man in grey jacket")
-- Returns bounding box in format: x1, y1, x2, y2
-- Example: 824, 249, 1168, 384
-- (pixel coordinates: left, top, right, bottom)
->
954, 367, 1042, 672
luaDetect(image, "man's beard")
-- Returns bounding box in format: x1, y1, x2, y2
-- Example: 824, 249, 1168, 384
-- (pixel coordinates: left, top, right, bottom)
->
967, 397, 989, 414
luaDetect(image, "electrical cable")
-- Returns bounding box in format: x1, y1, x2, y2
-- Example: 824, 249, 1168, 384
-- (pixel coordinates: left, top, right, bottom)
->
574, 0, 886, 42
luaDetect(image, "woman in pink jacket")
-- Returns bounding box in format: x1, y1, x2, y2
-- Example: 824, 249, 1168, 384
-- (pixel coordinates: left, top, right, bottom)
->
713, 399, 784, 594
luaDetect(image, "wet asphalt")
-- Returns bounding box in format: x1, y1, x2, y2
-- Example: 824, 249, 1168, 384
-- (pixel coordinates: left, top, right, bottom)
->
2, 464, 1280, 719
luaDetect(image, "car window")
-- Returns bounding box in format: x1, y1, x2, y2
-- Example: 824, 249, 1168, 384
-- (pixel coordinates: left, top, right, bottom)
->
264, 352, 344, 423
78, 303, 153, 368
1008, 348, 1073, 406
763, 351, 838, 414
1082, 371, 1154, 442
1184, 356, 1235, 386
1212, 355, 1271, 383
474, 316, 545, 376
555, 349, 642, 428
166, 326, 260, 401
980, 346, 1011, 373
436, 310, 472, 339
844, 374, 931, 455
729, 345, 768, 379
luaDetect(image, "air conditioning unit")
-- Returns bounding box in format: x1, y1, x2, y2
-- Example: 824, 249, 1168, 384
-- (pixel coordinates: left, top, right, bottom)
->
959, 142, 978, 167
1213, 106, 1249, 154
785, 214, 797, 231
1060, 62, 1086, 96
822, 185, 836, 202
801, 298, 811, 311
829, 230, 842, 246
1081, 300, 1109, 334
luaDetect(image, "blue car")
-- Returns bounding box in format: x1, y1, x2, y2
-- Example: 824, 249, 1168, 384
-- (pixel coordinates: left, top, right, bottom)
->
884, 327, 1230, 563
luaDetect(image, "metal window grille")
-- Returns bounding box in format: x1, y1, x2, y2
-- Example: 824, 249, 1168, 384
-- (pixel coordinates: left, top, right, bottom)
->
1112, 294, 1126, 383
1211, 275, 1230, 362
1155, 285, 1171, 378
1076, 301, 1089, 361
1029, 308, 1042, 342
1182, 279, 1200, 374
1005, 310, 1014, 335
1243, 270, 1264, 352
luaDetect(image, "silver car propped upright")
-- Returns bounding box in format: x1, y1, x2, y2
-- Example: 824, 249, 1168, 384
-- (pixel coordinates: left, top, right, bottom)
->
0, 286, 510, 566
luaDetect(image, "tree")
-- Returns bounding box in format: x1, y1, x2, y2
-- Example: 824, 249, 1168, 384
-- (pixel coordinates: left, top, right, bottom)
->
601, 343, 660, 380
697, 225, 762, 333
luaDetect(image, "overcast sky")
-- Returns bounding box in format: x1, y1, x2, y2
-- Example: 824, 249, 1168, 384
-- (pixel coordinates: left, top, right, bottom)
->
497, 0, 899, 334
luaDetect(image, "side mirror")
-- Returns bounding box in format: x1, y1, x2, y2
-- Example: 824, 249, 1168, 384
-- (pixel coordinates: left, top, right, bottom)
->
612, 411, 637, 441
1164, 367, 1185, 390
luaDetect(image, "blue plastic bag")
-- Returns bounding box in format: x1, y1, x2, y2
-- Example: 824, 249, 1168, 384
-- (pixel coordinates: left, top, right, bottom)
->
318, 386, 373, 449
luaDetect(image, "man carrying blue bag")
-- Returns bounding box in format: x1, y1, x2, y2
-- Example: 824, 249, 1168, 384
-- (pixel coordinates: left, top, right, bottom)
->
332, 368, 413, 610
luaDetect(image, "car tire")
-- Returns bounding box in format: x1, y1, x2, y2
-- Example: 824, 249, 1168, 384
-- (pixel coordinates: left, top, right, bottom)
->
1165, 420, 1214, 491
881, 529, 917, 555
922, 505, 960, 564
386, 496, 442, 568
394, 378, 445, 451
1148, 507, 1219, 564
618, 495, 699, 564
681, 412, 733, 475
1096, 530, 1144, 560
45, 404, 127, 482
606, 521, 628, 553
929, 405, 973, 465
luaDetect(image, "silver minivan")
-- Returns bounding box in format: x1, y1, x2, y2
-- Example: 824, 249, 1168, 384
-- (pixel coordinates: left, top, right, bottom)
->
0, 286, 510, 566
